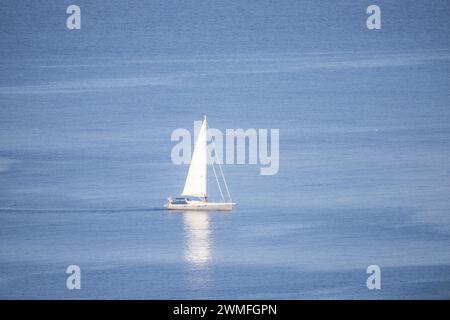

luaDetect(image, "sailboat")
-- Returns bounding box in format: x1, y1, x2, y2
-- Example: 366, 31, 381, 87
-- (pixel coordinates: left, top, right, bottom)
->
165, 116, 235, 211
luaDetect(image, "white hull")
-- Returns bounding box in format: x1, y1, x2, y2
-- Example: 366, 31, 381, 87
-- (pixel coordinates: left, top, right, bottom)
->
165, 201, 235, 211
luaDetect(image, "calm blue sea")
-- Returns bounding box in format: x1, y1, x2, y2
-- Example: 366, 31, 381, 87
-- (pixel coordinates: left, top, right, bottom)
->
1, 0, 450, 299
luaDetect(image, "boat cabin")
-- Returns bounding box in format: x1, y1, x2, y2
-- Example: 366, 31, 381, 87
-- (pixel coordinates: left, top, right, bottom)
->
169, 197, 189, 204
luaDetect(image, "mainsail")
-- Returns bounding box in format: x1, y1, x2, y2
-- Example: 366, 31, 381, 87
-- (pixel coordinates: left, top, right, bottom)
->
181, 117, 208, 198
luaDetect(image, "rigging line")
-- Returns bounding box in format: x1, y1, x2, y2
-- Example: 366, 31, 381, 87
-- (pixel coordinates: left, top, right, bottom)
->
206, 121, 225, 202
216, 155, 232, 202
211, 160, 225, 202
207, 121, 232, 202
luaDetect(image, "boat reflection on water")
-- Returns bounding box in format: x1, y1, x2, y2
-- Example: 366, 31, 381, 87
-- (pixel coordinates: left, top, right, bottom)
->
181, 211, 212, 266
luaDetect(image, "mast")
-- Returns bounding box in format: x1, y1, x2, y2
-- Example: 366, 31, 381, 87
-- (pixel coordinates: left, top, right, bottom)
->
204, 115, 207, 198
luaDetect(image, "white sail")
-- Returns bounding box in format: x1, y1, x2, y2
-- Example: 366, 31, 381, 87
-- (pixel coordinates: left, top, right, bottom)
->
181, 117, 208, 198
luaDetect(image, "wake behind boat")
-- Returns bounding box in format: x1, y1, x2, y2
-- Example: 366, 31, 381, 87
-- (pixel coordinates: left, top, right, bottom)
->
165, 116, 235, 211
